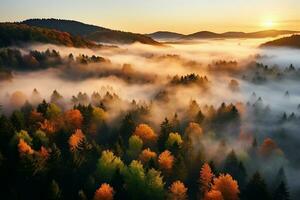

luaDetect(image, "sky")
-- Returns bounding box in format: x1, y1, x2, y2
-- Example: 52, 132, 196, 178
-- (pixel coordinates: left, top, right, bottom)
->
0, 0, 299, 34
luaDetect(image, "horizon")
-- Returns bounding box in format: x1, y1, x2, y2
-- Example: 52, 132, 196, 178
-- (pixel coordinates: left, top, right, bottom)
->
0, 0, 299, 34
1, 18, 300, 35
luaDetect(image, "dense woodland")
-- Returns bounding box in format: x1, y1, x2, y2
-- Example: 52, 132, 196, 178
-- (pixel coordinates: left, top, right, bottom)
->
0, 23, 100, 48
0, 86, 295, 200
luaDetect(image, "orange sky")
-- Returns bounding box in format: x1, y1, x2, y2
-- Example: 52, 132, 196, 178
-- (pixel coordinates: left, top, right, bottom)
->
0, 0, 299, 34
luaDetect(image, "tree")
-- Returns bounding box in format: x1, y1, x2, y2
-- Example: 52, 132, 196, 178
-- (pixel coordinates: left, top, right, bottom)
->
243, 172, 270, 200
122, 160, 146, 200
166, 132, 183, 151
64, 109, 83, 131
139, 148, 157, 165
184, 122, 203, 150
158, 150, 174, 172
96, 150, 124, 182
69, 129, 85, 152
223, 151, 247, 189
199, 163, 214, 196
204, 190, 224, 200
48, 180, 62, 200
259, 138, 282, 158
94, 183, 114, 200
212, 174, 239, 200
46, 103, 61, 120
50, 90, 63, 104
10, 110, 25, 131
145, 169, 165, 200
158, 118, 173, 151
168, 181, 188, 200
133, 124, 157, 145
92, 107, 107, 123
18, 139, 34, 155
273, 181, 290, 200
126, 135, 143, 160
33, 130, 49, 149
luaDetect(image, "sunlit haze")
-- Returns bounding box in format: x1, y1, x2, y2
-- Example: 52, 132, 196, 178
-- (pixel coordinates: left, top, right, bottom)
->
0, 0, 299, 33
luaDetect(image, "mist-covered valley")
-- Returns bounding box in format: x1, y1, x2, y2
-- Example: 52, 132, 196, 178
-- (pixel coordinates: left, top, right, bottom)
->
1, 36, 300, 199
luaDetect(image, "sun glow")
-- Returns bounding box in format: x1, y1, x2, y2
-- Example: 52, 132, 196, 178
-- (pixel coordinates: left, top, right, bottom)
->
262, 20, 276, 28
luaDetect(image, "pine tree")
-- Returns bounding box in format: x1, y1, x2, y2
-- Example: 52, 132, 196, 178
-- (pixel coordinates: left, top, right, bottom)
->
243, 172, 270, 200
48, 180, 62, 200
273, 181, 290, 200
158, 118, 173, 151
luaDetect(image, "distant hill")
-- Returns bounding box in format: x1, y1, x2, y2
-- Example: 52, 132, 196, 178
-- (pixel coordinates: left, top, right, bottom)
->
23, 19, 161, 45
261, 34, 300, 49
0, 23, 99, 48
147, 31, 185, 40
147, 30, 300, 40
184, 30, 300, 39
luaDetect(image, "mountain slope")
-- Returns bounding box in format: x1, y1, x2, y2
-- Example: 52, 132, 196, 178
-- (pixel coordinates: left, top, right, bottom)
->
0, 23, 99, 48
261, 34, 300, 49
147, 31, 185, 40
148, 30, 300, 40
23, 19, 161, 45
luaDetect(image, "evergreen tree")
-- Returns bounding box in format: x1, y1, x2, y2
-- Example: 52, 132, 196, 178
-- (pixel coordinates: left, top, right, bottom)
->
158, 118, 173, 151
243, 172, 270, 200
273, 181, 290, 200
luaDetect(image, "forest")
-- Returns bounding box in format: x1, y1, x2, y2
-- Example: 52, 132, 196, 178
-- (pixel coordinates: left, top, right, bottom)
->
0, 20, 299, 200
0, 83, 295, 200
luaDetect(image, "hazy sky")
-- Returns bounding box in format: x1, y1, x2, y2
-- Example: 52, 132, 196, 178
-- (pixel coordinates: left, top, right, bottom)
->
0, 0, 299, 34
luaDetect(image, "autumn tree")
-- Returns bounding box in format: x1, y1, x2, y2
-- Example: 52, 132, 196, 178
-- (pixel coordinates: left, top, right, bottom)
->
68, 129, 85, 152
18, 138, 34, 155
46, 103, 61, 120
158, 150, 174, 172
199, 163, 214, 196
212, 174, 239, 200
145, 169, 165, 199
94, 183, 114, 200
204, 190, 224, 200
64, 109, 83, 131
168, 181, 188, 200
96, 150, 124, 182
122, 160, 146, 199
166, 132, 183, 153
139, 148, 157, 165
126, 135, 143, 160
133, 124, 157, 145
259, 138, 283, 158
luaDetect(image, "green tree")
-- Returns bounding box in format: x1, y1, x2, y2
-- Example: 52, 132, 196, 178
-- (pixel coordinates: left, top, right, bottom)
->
126, 135, 143, 161
96, 150, 124, 182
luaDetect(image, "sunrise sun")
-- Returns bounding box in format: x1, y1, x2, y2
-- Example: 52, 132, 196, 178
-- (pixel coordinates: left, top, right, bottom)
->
262, 19, 276, 28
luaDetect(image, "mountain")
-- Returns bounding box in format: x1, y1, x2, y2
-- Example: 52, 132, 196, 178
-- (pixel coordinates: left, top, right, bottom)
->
147, 30, 300, 40
147, 31, 185, 40
184, 31, 221, 39
0, 23, 99, 48
261, 34, 300, 49
22, 19, 161, 45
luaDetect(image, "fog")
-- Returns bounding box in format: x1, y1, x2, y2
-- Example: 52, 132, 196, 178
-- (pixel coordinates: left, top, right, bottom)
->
1, 37, 300, 197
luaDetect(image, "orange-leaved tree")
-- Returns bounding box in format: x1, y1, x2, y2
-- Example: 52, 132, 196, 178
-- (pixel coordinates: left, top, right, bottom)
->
94, 183, 114, 200
212, 174, 239, 200
168, 180, 188, 200
199, 163, 214, 196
